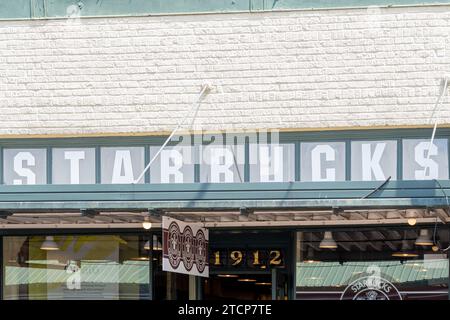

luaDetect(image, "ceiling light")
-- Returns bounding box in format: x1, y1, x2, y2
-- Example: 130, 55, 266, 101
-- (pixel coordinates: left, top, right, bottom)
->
319, 231, 337, 249
40, 236, 59, 251
255, 282, 271, 286
237, 278, 257, 282
130, 257, 150, 261
405, 209, 418, 226
391, 252, 419, 258
144, 240, 150, 251
217, 274, 238, 278
415, 229, 433, 246
144, 235, 162, 251
392, 239, 418, 258
142, 216, 152, 230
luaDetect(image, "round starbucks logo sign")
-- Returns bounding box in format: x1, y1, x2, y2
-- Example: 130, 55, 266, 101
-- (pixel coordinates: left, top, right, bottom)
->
340, 267, 402, 300
182, 226, 195, 271
167, 222, 182, 269
195, 229, 207, 273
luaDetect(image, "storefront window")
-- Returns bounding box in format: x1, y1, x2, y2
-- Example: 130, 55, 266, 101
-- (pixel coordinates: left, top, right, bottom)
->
296, 228, 449, 300
3, 235, 150, 300
152, 234, 190, 300
202, 231, 292, 300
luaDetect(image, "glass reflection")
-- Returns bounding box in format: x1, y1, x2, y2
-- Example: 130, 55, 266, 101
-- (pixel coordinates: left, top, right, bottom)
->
3, 235, 150, 300
296, 228, 449, 300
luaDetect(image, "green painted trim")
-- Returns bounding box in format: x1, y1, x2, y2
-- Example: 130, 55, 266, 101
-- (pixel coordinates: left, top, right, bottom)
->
0, 188, 445, 202
0, 179, 448, 192
0, 197, 446, 211
0, 0, 450, 21
144, 145, 150, 184
0, 147, 3, 185
0, 180, 448, 210
295, 142, 300, 182
95, 146, 101, 184
397, 138, 403, 180
244, 137, 250, 183
46, 147, 52, 184
345, 140, 351, 181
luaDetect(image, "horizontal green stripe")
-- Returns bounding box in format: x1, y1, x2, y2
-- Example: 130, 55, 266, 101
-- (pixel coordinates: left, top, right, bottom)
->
0, 188, 448, 202
297, 260, 448, 287
0, 0, 449, 20
0, 180, 448, 193
0, 197, 446, 211
0, 181, 447, 210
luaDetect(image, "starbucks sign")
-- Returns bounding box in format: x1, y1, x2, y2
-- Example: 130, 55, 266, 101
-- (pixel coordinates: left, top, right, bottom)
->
1, 138, 448, 185
340, 265, 402, 300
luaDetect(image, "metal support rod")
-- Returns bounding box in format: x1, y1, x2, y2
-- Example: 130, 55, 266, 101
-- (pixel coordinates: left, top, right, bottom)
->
196, 276, 203, 300
134, 85, 210, 184
189, 275, 197, 300
149, 232, 154, 300
425, 79, 449, 176
271, 268, 277, 300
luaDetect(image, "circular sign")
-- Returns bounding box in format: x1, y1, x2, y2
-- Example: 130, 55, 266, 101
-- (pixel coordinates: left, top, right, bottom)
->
182, 226, 195, 271
167, 222, 182, 269
195, 229, 207, 273
340, 276, 402, 300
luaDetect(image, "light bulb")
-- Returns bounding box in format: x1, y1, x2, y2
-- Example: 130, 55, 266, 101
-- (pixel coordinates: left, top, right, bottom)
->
142, 216, 152, 230
407, 218, 417, 226
142, 221, 152, 230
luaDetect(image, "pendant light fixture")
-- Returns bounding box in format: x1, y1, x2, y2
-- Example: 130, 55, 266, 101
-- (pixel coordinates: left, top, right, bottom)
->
392, 231, 418, 258
40, 236, 59, 251
415, 229, 434, 246
392, 240, 419, 258
144, 235, 162, 251
304, 247, 319, 263
319, 231, 337, 249
144, 239, 150, 251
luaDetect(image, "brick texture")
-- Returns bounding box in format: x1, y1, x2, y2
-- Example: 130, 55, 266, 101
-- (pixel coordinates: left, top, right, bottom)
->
0, 6, 449, 136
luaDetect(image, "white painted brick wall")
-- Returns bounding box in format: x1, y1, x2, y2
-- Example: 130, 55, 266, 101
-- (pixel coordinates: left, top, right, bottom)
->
0, 6, 450, 136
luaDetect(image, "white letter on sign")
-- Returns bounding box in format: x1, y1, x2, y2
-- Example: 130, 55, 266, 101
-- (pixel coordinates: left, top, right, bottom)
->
362, 143, 386, 181
260, 145, 283, 182
210, 148, 234, 183
64, 151, 85, 184
415, 142, 438, 179
13, 152, 36, 185
311, 145, 336, 181
112, 150, 134, 183
161, 149, 184, 183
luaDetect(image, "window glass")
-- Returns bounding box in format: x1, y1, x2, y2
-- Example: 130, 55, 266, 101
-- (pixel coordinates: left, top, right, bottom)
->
296, 228, 449, 300
152, 234, 189, 300
3, 235, 150, 300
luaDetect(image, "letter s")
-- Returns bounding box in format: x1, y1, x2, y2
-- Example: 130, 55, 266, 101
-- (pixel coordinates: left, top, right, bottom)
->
13, 152, 36, 185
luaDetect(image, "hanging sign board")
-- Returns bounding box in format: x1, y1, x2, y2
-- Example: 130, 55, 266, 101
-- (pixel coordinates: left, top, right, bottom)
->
162, 216, 209, 277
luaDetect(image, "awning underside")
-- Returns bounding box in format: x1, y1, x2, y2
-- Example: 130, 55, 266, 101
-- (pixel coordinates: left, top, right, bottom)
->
0, 208, 447, 229
0, 180, 448, 228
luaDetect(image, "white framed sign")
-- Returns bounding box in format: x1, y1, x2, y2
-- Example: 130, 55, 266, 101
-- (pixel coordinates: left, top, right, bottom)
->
162, 216, 209, 278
